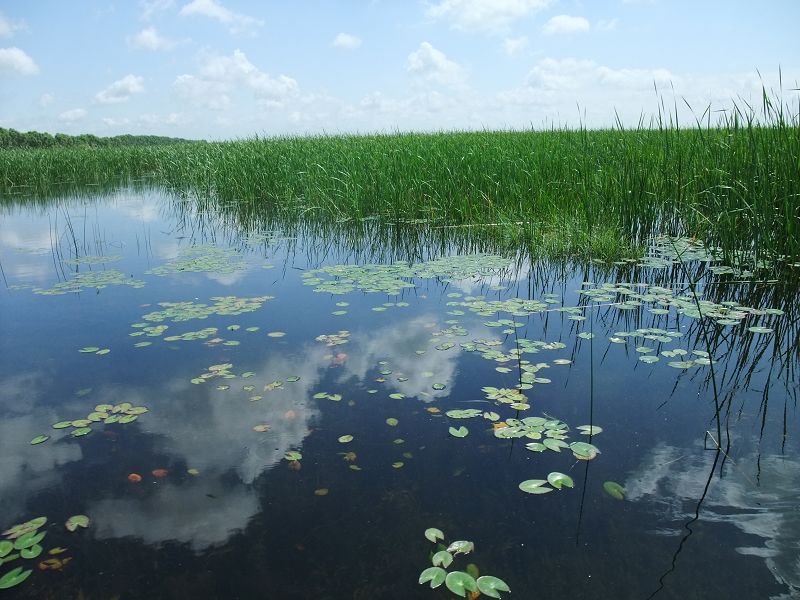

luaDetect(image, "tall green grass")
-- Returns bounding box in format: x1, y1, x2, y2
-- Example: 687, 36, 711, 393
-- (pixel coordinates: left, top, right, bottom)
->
1, 93, 797, 262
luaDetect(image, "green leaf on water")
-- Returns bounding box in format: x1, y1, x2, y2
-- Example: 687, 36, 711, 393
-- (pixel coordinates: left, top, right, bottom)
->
13, 531, 45, 550
95, 349, 110, 355
267, 332, 286, 338
432, 383, 446, 390
448, 426, 469, 438
576, 425, 603, 436
518, 479, 553, 494
432, 550, 453, 568
392, 461, 404, 469
30, 435, 49, 445
0, 542, 13, 558
418, 566, 447, 589
570, 441, 601, 460
603, 480, 625, 500
639, 355, 660, 363
338, 435, 354, 443
446, 540, 475, 555
0, 566, 32, 589
65, 515, 90, 532
385, 418, 399, 426
424, 527, 444, 543
747, 326, 774, 334
284, 451, 302, 461
547, 472, 574, 489
79, 347, 100, 353
543, 438, 568, 452
389, 393, 405, 400
445, 571, 479, 597
19, 545, 42, 560
71, 427, 92, 437
476, 575, 511, 599
286, 376, 300, 382
51, 421, 72, 429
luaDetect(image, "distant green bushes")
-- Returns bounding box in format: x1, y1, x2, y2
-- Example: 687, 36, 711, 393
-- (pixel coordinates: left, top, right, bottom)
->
0, 127, 190, 150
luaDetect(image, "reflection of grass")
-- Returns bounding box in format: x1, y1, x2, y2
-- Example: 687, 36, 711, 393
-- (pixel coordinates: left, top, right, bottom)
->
1, 92, 797, 262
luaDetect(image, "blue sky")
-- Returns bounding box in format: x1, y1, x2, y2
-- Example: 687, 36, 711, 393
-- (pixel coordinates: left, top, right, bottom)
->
1, 0, 798, 139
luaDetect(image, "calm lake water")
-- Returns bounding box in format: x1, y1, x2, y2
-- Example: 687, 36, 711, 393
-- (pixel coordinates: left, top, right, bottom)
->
1, 188, 798, 599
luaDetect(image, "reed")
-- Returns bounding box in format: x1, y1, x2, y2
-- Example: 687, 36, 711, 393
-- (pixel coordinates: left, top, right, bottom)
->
1, 92, 797, 263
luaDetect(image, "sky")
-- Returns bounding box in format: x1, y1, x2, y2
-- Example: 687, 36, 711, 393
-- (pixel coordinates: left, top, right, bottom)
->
0, 0, 798, 139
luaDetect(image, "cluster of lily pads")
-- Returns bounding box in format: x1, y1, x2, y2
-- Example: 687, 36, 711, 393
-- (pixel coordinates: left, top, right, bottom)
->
315, 330, 350, 347
419, 527, 510, 598
140, 295, 274, 324
302, 254, 512, 296
0, 515, 87, 590
32, 269, 145, 296
147, 245, 246, 276
190, 362, 236, 385
61, 254, 122, 266
36, 402, 148, 442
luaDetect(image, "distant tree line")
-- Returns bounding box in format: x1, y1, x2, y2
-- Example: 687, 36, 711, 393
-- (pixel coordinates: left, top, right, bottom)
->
0, 127, 192, 150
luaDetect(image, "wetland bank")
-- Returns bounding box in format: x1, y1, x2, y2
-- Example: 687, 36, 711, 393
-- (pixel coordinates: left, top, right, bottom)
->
1, 103, 799, 599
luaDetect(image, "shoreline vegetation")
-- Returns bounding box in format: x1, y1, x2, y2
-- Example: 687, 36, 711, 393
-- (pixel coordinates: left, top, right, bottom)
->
1, 94, 797, 264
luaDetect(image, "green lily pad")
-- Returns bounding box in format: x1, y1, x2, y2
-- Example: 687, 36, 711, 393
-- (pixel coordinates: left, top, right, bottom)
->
0, 566, 32, 589
446, 540, 474, 555
519, 479, 553, 494
388, 393, 405, 400
338, 435, 354, 443
51, 421, 72, 429
0, 542, 13, 558
71, 427, 92, 437
392, 461, 404, 469
547, 472, 574, 489
95, 348, 110, 355
424, 527, 444, 543
13, 531, 45, 550
570, 441, 601, 460
542, 438, 568, 452
477, 575, 511, 598
449, 426, 469, 438
20, 544, 42, 559
603, 481, 625, 500
576, 425, 603, 436
445, 571, 479, 597
418, 566, 447, 589
284, 451, 302, 461
30, 435, 49, 445
286, 376, 300, 382
432, 550, 453, 568
748, 326, 773, 334
385, 418, 399, 426
432, 383, 446, 390
65, 515, 90, 532
79, 347, 100, 353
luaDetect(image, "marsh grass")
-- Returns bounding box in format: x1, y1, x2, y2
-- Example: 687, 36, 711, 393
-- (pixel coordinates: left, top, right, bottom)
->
1, 92, 797, 263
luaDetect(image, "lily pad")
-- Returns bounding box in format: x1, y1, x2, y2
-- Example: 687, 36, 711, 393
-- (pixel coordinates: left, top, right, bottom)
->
424, 527, 444, 543
0, 542, 13, 558
65, 515, 90, 532
79, 347, 100, 353
603, 480, 625, 500
547, 472, 574, 489
385, 418, 399, 426
284, 451, 302, 461
445, 571, 479, 597
449, 426, 469, 438
418, 566, 447, 589
576, 425, 603, 436
338, 435, 354, 443
477, 575, 511, 599
570, 441, 601, 460
20, 545, 42, 559
0, 566, 32, 589
432, 383, 446, 390
519, 479, 553, 494
446, 540, 474, 555
30, 435, 49, 445
13, 531, 45, 550
432, 550, 453, 568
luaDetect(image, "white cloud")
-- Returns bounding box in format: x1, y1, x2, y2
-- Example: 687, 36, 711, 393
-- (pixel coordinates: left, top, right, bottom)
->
524, 57, 673, 91
39, 93, 54, 107
406, 42, 466, 87
179, 0, 263, 35
332, 32, 362, 50
427, 0, 551, 33
597, 18, 620, 31
58, 108, 87, 123
127, 27, 178, 51
140, 0, 175, 20
503, 36, 528, 56
95, 74, 145, 104
174, 49, 298, 110
173, 74, 231, 110
0, 12, 27, 38
542, 14, 590, 35
0, 46, 38, 75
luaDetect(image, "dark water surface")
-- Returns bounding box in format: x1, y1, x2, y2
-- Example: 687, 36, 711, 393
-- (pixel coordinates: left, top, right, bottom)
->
1, 189, 798, 599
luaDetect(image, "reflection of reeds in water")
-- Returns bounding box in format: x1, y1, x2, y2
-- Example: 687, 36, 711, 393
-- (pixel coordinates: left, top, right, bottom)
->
1, 90, 798, 263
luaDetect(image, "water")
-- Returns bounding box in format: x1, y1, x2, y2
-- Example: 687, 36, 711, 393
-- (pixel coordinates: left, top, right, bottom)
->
1, 188, 798, 599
